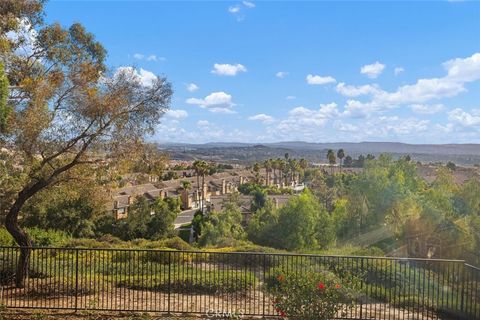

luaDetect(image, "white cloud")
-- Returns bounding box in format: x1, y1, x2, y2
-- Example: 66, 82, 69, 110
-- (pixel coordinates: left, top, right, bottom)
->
186, 83, 199, 92
443, 53, 480, 82
286, 96, 296, 100
340, 53, 480, 118
342, 100, 380, 118
394, 67, 405, 76
186, 91, 236, 113
209, 107, 237, 114
249, 114, 275, 123
333, 120, 359, 132
165, 109, 188, 119
133, 53, 165, 62
211, 63, 247, 76
448, 108, 480, 127
375, 116, 430, 135
243, 1, 256, 8
197, 120, 211, 127
276, 71, 289, 78
410, 104, 445, 115
280, 103, 339, 129
114, 67, 157, 87
133, 53, 144, 60
228, 5, 241, 13
306, 74, 336, 85
336, 82, 380, 97
361, 61, 386, 78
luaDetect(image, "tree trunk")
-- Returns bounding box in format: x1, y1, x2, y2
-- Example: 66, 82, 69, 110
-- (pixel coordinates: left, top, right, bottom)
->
5, 193, 33, 288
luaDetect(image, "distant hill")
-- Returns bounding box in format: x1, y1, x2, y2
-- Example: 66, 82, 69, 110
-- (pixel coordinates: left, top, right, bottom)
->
158, 141, 480, 165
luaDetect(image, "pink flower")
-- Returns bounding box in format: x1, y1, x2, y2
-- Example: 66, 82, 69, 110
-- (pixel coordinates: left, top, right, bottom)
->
335, 283, 341, 289
317, 282, 325, 290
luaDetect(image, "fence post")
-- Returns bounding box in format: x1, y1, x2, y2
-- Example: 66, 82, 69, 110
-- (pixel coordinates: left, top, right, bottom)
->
460, 263, 466, 316
262, 254, 266, 318
167, 251, 171, 315
74, 249, 79, 312
360, 258, 364, 319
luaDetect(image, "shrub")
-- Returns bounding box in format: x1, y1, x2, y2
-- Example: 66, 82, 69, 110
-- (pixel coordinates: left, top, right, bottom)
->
0, 228, 14, 246
267, 268, 359, 320
117, 269, 256, 294
27, 228, 70, 247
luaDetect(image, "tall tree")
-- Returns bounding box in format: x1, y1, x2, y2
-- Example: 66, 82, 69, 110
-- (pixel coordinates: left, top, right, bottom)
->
192, 160, 202, 208
299, 158, 308, 182
0, 62, 10, 132
0, 1, 172, 287
263, 159, 272, 186
337, 149, 345, 172
327, 149, 336, 174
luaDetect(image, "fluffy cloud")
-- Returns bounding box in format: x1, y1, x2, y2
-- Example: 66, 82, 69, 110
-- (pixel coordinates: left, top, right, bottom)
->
165, 109, 188, 119
443, 53, 480, 82
410, 104, 445, 115
336, 82, 380, 97
197, 120, 211, 127
339, 53, 480, 118
277, 103, 339, 131
228, 5, 241, 13
114, 67, 157, 87
228, 1, 255, 21
211, 63, 247, 76
394, 67, 405, 76
448, 108, 480, 126
133, 53, 165, 62
186, 83, 199, 92
249, 113, 274, 123
186, 91, 236, 113
276, 71, 289, 78
306, 74, 336, 85
360, 62, 385, 78
243, 1, 255, 8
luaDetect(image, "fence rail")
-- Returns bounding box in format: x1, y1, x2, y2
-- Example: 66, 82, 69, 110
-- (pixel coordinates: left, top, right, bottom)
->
0, 246, 478, 319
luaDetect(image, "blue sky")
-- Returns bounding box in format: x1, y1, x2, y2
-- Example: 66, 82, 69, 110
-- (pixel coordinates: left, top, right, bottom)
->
45, 1, 480, 144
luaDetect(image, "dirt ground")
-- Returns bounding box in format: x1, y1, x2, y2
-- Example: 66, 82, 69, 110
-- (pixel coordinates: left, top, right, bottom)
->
0, 310, 209, 320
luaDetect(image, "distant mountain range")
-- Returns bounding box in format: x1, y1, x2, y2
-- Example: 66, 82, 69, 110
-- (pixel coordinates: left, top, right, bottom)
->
158, 141, 480, 165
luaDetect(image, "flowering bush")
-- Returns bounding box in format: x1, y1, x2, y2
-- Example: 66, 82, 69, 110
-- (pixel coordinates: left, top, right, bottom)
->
269, 269, 359, 320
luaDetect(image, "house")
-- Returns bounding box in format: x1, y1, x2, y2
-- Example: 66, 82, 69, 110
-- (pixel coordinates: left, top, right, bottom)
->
109, 183, 166, 219
108, 170, 255, 219
207, 194, 293, 216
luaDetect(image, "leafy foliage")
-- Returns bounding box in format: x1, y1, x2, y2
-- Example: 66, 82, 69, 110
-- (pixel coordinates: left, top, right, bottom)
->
268, 267, 358, 320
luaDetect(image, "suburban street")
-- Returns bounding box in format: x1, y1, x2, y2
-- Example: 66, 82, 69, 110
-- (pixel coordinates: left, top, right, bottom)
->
174, 209, 197, 229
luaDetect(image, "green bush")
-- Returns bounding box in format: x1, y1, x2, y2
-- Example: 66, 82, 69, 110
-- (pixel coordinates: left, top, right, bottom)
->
117, 269, 256, 294
0, 228, 70, 247
0, 228, 14, 246
268, 267, 359, 320
28, 228, 70, 247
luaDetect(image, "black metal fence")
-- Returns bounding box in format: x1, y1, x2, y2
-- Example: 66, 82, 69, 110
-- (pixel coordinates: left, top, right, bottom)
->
0, 246, 478, 319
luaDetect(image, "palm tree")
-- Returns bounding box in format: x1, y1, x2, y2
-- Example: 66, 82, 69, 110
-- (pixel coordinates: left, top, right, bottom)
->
299, 158, 308, 183
192, 160, 202, 207
263, 159, 272, 186
180, 180, 192, 209
199, 161, 209, 212
272, 159, 281, 184
337, 149, 345, 172
181, 180, 191, 190
289, 158, 299, 185
327, 149, 336, 174
252, 162, 261, 184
